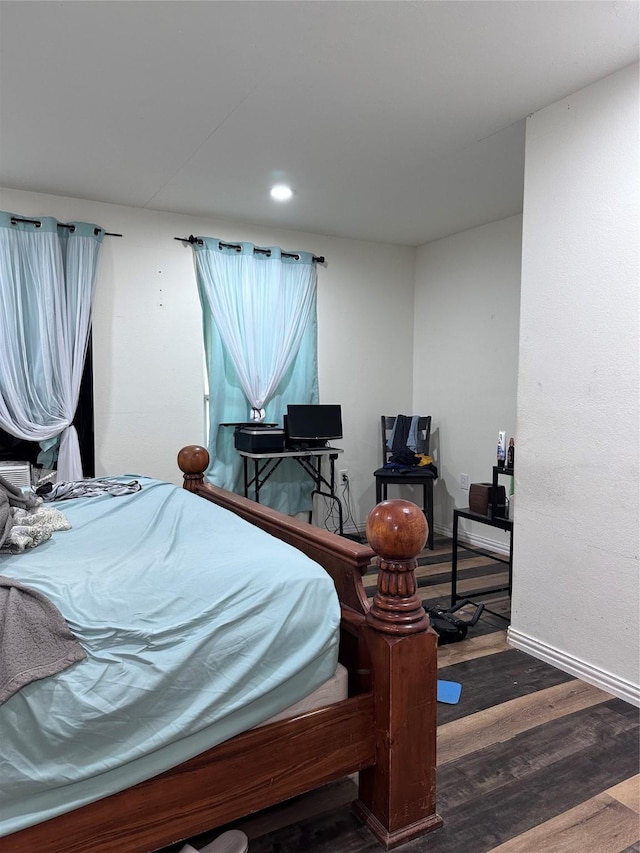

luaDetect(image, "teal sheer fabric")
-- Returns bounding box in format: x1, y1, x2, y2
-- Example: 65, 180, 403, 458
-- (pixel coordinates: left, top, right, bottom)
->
0, 213, 104, 481
194, 239, 318, 515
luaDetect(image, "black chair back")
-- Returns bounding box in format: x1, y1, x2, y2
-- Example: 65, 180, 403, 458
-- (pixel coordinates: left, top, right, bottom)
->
381, 415, 431, 462
375, 415, 435, 550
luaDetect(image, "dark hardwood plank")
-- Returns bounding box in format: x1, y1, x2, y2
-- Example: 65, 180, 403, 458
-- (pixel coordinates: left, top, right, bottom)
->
418, 574, 509, 604
420, 568, 507, 594
417, 561, 506, 587
438, 680, 611, 767
436, 648, 574, 724
363, 559, 507, 594
416, 547, 487, 566
424, 704, 640, 853
438, 699, 640, 812
487, 795, 639, 853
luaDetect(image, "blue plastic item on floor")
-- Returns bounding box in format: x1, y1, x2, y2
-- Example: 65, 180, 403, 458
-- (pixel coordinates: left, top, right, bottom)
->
437, 680, 462, 704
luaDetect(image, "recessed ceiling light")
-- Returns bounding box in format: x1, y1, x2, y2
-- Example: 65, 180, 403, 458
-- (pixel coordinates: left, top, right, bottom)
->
270, 184, 293, 202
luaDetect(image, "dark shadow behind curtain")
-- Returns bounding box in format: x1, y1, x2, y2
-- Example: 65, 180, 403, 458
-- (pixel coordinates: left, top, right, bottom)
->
0, 332, 95, 476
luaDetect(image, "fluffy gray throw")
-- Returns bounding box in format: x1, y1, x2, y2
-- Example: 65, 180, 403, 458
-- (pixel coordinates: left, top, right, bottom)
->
0, 474, 70, 552
0, 575, 86, 705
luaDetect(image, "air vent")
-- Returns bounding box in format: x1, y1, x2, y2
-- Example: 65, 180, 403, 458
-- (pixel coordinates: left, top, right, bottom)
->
0, 461, 32, 490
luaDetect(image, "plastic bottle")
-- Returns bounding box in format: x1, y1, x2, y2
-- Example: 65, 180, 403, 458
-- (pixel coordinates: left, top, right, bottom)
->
497, 431, 506, 468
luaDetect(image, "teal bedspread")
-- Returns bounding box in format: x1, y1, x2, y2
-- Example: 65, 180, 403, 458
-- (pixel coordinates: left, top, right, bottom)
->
0, 478, 340, 836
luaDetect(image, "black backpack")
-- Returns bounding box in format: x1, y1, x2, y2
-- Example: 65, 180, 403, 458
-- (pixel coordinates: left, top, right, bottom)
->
425, 600, 484, 645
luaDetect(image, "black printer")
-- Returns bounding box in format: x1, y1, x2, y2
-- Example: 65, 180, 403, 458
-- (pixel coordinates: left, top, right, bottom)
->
234, 423, 286, 454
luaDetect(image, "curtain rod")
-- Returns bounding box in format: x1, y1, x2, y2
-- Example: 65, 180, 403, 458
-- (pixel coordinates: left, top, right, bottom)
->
9, 216, 122, 237
174, 234, 325, 264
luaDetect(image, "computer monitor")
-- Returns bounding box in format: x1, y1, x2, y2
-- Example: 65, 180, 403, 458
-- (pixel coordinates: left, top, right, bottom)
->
285, 404, 343, 447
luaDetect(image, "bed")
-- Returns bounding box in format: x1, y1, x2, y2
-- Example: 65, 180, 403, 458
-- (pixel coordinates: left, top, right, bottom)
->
0, 445, 441, 852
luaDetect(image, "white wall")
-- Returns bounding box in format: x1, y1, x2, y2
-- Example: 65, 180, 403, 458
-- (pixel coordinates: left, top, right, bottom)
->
413, 215, 522, 549
510, 63, 639, 703
0, 187, 416, 527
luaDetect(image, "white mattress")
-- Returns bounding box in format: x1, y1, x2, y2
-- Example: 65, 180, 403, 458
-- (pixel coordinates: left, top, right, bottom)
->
259, 663, 348, 726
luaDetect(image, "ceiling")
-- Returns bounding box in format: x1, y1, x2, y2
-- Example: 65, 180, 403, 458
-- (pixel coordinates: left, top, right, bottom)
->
0, 1, 637, 247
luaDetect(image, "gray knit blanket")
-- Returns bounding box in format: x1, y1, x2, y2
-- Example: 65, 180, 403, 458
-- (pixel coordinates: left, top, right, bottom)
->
0, 474, 70, 553
0, 575, 87, 705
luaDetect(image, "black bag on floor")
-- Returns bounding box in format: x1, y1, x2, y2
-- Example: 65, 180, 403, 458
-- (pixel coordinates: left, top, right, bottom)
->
425, 600, 484, 645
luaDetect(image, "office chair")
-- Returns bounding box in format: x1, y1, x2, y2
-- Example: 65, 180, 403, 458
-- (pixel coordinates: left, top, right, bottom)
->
373, 415, 435, 550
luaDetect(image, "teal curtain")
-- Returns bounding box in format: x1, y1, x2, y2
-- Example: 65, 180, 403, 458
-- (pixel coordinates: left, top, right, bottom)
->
0, 212, 104, 480
194, 239, 318, 516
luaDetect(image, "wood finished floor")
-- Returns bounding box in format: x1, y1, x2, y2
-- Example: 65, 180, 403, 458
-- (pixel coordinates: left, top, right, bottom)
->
170, 536, 640, 853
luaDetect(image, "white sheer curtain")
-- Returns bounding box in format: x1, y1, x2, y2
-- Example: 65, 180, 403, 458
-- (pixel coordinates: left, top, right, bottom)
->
194, 241, 317, 423
0, 213, 104, 481
193, 238, 319, 514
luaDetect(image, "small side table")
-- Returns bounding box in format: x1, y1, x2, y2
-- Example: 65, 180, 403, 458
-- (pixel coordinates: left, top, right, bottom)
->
451, 465, 514, 619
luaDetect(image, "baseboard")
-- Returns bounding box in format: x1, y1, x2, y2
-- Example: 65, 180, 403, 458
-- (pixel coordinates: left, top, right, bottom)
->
433, 521, 510, 556
507, 627, 640, 707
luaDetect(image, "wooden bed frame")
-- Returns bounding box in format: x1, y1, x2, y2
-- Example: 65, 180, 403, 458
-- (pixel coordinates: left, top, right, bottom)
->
3, 446, 441, 853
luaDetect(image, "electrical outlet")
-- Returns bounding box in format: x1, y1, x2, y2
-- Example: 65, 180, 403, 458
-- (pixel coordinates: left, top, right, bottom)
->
460, 473, 470, 490
339, 469, 349, 483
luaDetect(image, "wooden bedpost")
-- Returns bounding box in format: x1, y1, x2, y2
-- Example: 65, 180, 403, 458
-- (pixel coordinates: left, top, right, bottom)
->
177, 444, 209, 492
353, 499, 442, 849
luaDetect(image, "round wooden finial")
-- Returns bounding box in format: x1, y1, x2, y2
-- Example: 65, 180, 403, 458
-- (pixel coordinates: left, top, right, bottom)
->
365, 499, 430, 635
366, 499, 428, 561
177, 445, 209, 474
177, 445, 209, 491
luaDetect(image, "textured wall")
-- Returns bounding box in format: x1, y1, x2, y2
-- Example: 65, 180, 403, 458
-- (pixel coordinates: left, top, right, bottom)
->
413, 215, 522, 546
513, 63, 639, 694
